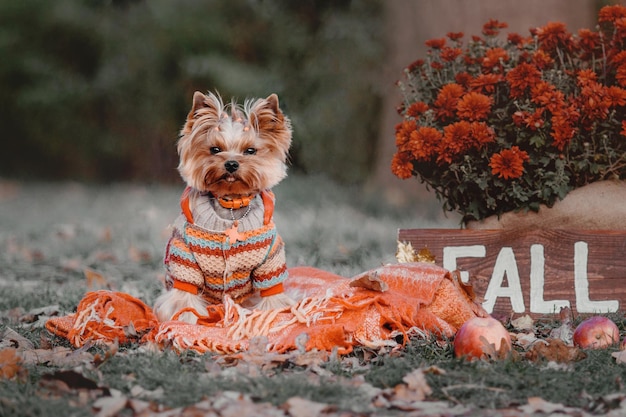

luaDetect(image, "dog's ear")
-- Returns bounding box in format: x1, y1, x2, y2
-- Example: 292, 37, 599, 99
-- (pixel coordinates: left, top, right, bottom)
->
249, 94, 292, 154
265, 93, 280, 115
180, 91, 222, 135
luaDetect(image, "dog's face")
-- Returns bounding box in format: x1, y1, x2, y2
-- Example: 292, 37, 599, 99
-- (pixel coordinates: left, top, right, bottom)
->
177, 92, 292, 197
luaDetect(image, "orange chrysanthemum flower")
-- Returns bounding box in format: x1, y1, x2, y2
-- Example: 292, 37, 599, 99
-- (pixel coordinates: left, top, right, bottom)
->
434, 83, 465, 120
482, 19, 508, 37
506, 62, 542, 98
441, 47, 463, 62
455, 72, 473, 87
438, 121, 472, 164
531, 81, 566, 113
395, 120, 417, 148
482, 47, 509, 72
598, 5, 626, 23
532, 50, 554, 70
551, 111, 577, 150
456, 92, 492, 121
425, 38, 446, 49
607, 86, 626, 107
391, 152, 414, 179
406, 59, 425, 73
621, 120, 626, 137
507, 32, 525, 46
616, 64, 626, 87
470, 74, 502, 93
406, 102, 429, 118
611, 51, 626, 67
469, 122, 496, 147
406, 127, 443, 161
447, 32, 464, 41
489, 146, 529, 180
535, 22, 574, 53
578, 28, 601, 58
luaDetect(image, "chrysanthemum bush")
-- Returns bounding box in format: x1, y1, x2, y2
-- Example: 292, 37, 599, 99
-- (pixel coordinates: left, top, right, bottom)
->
392, 5, 626, 222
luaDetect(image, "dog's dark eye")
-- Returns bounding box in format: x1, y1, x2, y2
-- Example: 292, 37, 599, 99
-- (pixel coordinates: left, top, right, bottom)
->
244, 147, 257, 155
210, 147, 222, 155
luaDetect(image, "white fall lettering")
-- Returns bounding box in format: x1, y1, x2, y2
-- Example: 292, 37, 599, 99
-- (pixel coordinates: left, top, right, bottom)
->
442, 242, 619, 314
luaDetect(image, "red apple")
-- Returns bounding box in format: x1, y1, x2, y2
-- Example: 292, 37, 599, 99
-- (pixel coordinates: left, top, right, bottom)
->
454, 317, 512, 360
573, 316, 620, 349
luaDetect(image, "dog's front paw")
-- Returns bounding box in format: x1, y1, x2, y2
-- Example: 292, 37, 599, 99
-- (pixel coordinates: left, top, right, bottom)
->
153, 289, 207, 324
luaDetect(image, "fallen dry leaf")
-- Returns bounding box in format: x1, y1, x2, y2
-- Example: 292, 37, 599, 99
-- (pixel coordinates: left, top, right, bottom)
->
612, 350, 626, 364
84, 268, 110, 289
511, 315, 534, 331
285, 396, 330, 417
0, 348, 26, 380
19, 346, 94, 368
513, 331, 539, 349
128, 244, 152, 263
388, 368, 433, 406
1, 327, 34, 350
518, 396, 579, 415
525, 338, 586, 363
93, 390, 127, 417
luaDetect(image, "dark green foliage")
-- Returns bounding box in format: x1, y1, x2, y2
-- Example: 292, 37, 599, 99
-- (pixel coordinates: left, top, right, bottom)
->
0, 0, 383, 183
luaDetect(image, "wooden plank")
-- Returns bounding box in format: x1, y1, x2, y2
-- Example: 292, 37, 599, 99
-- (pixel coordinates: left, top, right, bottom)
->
398, 229, 626, 317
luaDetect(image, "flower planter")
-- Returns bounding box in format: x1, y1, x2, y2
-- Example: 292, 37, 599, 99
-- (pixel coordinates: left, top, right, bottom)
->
466, 180, 626, 230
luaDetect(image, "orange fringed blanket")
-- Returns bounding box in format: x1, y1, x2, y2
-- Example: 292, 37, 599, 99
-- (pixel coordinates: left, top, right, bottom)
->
46, 263, 488, 354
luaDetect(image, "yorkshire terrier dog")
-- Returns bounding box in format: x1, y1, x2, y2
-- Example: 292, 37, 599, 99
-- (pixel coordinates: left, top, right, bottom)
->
154, 91, 294, 323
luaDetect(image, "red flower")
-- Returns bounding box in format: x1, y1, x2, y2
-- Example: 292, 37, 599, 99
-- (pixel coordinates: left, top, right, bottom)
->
535, 22, 574, 54
455, 72, 473, 87
507, 33, 525, 46
532, 50, 554, 70
616, 64, 626, 87
456, 92, 492, 121
531, 81, 565, 113
489, 146, 529, 180
621, 120, 626, 137
482, 47, 509, 72
438, 121, 472, 164
469, 122, 496, 147
434, 83, 465, 120
391, 152, 414, 179
607, 86, 626, 107
578, 28, 601, 58
598, 5, 626, 24
441, 47, 463, 62
406, 127, 443, 161
506, 63, 542, 98
482, 19, 508, 37
551, 111, 577, 150
406, 102, 429, 118
395, 120, 417, 148
425, 38, 447, 49
470, 74, 502, 94
447, 32, 464, 41
406, 59, 424, 73
523, 109, 545, 131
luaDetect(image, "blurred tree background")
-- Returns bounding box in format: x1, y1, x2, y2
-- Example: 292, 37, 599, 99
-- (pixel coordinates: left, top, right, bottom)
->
0, 0, 383, 183
1, 0, 607, 194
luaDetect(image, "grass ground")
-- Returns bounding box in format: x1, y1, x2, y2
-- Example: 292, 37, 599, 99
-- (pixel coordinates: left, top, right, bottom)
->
1, 176, 625, 417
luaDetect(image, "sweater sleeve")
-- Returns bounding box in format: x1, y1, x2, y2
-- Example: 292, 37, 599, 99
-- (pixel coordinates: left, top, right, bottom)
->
164, 228, 205, 294
252, 234, 288, 294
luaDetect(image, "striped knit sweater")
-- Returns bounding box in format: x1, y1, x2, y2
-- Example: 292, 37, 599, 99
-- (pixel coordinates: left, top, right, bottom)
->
164, 188, 288, 304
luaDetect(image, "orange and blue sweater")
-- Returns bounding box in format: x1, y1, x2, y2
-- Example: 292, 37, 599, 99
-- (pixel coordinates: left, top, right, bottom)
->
164, 189, 288, 304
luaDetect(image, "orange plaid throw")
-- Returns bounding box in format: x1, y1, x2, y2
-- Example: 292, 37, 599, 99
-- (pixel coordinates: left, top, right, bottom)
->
46, 263, 488, 354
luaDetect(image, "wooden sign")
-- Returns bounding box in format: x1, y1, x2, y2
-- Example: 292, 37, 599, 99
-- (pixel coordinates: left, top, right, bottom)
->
398, 229, 626, 317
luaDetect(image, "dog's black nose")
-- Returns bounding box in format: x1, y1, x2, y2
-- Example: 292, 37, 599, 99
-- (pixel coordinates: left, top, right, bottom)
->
224, 160, 239, 173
